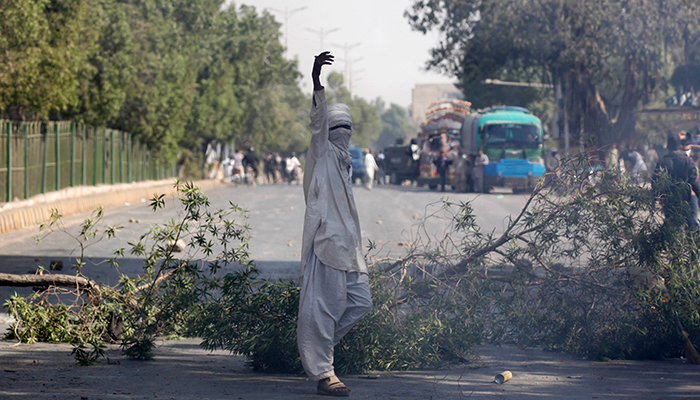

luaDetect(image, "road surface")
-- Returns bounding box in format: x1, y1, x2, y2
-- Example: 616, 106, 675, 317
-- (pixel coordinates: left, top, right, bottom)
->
0, 182, 529, 302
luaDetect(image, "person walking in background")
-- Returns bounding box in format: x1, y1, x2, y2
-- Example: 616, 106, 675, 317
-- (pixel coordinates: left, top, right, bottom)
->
644, 145, 659, 174
286, 152, 301, 184
655, 132, 700, 231
376, 151, 386, 185
297, 51, 372, 397
233, 149, 245, 177
434, 149, 450, 192
243, 147, 259, 180
264, 153, 278, 184
363, 149, 379, 190
627, 147, 648, 184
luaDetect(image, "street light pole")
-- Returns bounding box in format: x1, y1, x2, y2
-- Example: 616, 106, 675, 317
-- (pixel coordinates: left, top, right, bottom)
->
269, 6, 308, 56
331, 42, 361, 79
306, 27, 340, 52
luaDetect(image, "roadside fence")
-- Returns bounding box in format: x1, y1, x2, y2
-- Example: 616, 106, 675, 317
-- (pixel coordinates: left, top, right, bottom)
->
0, 121, 177, 203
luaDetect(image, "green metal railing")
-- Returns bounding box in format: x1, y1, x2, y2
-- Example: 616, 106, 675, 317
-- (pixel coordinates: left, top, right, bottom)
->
0, 121, 177, 203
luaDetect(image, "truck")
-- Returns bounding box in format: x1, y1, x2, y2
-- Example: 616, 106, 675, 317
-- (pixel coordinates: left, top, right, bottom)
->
415, 99, 472, 190
455, 106, 545, 193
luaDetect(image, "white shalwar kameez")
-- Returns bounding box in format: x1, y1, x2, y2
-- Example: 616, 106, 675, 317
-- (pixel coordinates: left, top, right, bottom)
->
364, 152, 378, 190
297, 89, 372, 381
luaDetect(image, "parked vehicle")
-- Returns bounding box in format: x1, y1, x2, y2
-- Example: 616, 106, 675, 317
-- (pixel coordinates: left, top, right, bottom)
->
349, 147, 366, 185
457, 106, 545, 193
384, 143, 418, 184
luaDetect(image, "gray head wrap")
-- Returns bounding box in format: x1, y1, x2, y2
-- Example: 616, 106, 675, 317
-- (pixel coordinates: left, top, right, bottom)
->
328, 103, 352, 166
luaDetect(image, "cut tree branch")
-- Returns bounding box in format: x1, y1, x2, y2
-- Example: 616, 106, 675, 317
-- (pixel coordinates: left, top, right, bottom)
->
0, 272, 98, 290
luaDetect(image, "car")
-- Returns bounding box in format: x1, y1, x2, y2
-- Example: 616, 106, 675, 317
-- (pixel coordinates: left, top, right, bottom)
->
384, 144, 418, 184
349, 147, 366, 185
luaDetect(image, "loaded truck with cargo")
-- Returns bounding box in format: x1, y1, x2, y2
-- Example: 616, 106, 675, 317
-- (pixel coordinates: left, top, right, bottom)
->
415, 99, 472, 190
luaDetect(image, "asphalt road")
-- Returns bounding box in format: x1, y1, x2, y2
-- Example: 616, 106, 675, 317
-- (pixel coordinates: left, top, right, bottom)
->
0, 181, 529, 301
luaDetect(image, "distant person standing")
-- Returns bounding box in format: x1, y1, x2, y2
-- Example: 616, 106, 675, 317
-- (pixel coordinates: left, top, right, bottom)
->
434, 149, 450, 192
627, 147, 648, 184
233, 149, 245, 176
644, 145, 659, 174
286, 152, 301, 184
376, 152, 386, 185
363, 149, 379, 190
264, 153, 278, 184
473, 149, 489, 193
655, 132, 700, 231
243, 147, 259, 179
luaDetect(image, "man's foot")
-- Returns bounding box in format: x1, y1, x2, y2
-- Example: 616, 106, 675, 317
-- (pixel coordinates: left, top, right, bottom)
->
317, 375, 351, 397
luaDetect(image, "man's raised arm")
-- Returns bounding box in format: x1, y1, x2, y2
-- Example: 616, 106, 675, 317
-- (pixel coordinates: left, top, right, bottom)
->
308, 52, 334, 148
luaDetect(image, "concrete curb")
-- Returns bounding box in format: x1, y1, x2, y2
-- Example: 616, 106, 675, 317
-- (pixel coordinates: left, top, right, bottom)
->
0, 179, 223, 235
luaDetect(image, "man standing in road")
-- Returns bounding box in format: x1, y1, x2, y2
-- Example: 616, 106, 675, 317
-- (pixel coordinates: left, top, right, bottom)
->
297, 51, 372, 397
473, 149, 489, 193
286, 152, 301, 184
243, 147, 259, 180
435, 149, 450, 192
655, 132, 700, 231
363, 149, 379, 190
233, 149, 245, 177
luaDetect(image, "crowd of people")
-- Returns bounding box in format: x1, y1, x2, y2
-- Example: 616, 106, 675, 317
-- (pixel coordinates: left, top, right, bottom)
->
218, 148, 303, 185
215, 147, 391, 189
543, 127, 700, 232
542, 128, 700, 187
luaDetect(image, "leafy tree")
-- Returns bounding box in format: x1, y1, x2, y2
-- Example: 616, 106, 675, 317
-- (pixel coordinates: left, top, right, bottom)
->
0, 0, 312, 161
226, 6, 307, 153
109, 0, 210, 161
406, 0, 700, 146
0, 0, 89, 120
66, 0, 135, 126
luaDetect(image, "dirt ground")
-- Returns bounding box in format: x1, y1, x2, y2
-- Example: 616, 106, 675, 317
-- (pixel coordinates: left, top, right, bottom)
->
1, 318, 699, 400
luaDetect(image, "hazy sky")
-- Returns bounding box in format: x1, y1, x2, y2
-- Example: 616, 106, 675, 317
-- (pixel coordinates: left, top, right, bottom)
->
227, 0, 456, 108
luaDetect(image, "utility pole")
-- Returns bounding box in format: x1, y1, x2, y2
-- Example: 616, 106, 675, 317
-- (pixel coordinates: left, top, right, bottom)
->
333, 57, 363, 96
332, 42, 361, 79
349, 67, 364, 97
306, 27, 340, 52
269, 6, 307, 55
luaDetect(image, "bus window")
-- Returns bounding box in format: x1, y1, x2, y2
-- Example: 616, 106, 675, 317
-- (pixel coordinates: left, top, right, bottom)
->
486, 124, 540, 146
485, 125, 507, 144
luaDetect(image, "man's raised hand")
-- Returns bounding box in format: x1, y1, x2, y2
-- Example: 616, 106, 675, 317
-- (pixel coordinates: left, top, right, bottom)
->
312, 51, 334, 90
313, 51, 334, 72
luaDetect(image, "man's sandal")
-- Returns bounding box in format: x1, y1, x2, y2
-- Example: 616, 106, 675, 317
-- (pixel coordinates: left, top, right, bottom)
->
317, 375, 351, 397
